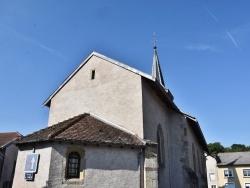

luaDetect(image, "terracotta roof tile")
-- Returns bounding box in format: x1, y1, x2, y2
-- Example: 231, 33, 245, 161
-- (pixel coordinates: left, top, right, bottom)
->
16, 113, 145, 147
0, 132, 22, 148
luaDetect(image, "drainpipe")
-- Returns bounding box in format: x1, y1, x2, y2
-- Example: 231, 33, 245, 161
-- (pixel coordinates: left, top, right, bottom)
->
139, 148, 145, 188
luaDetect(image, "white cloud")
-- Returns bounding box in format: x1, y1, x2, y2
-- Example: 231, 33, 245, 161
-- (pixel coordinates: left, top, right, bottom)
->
205, 6, 220, 23
225, 30, 239, 49
204, 5, 240, 50
0, 24, 67, 60
229, 22, 250, 45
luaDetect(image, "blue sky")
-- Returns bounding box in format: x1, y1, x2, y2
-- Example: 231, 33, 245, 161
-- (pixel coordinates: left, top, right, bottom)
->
0, 0, 250, 147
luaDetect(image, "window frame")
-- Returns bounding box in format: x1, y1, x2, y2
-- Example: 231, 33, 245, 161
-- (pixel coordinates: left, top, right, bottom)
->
224, 182, 235, 188
243, 169, 250, 177
224, 169, 234, 178
245, 183, 250, 188
209, 173, 216, 181
211, 185, 216, 188
67, 152, 81, 179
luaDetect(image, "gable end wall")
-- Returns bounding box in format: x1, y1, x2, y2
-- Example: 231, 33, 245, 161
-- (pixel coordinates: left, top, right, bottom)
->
48, 55, 144, 137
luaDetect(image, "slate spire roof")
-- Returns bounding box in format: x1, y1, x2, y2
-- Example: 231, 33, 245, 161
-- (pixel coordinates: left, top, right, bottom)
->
152, 46, 165, 86
15, 113, 146, 147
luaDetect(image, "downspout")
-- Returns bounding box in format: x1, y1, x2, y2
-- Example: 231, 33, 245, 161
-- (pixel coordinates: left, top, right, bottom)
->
139, 148, 145, 188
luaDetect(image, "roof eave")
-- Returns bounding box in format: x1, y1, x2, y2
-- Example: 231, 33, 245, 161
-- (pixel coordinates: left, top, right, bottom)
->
142, 77, 180, 113
184, 114, 209, 153
1, 141, 14, 149
15, 138, 145, 148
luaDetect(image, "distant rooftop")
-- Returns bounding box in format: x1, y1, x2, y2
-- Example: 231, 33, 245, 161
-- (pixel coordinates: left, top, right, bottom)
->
0, 132, 22, 149
217, 152, 250, 166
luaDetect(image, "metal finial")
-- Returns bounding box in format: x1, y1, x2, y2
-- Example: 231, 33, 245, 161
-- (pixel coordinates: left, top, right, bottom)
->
151, 32, 158, 48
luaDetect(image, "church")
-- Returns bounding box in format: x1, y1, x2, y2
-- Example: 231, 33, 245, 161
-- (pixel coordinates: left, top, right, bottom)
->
13, 46, 209, 188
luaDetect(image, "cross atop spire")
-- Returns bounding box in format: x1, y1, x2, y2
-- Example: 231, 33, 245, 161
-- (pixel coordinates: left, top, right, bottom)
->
152, 32, 158, 48
152, 33, 165, 86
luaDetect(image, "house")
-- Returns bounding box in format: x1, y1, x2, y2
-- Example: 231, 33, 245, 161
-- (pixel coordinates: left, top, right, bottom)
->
216, 152, 250, 188
0, 132, 22, 188
13, 47, 209, 188
206, 154, 219, 188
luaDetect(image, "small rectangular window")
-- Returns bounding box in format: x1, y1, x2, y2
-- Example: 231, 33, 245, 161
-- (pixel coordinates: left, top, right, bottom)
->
91, 69, 95, 80
245, 183, 250, 188
224, 169, 234, 178
211, 185, 216, 188
225, 182, 235, 188
243, 169, 250, 177
209, 173, 215, 181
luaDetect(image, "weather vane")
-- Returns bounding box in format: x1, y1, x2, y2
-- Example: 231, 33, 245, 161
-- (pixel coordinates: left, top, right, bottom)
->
151, 32, 158, 48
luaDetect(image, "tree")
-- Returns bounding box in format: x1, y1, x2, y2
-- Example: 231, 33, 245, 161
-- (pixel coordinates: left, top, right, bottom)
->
231, 144, 250, 152
208, 142, 225, 155
208, 143, 250, 154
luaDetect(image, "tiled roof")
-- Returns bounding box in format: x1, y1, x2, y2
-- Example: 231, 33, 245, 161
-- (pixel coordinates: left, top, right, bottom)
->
217, 152, 250, 166
15, 113, 145, 147
0, 132, 22, 148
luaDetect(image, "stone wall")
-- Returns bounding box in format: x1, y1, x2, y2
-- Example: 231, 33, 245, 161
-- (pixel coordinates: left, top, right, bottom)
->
48, 143, 141, 188
142, 80, 185, 187
186, 120, 207, 187
13, 142, 141, 188
141, 80, 207, 188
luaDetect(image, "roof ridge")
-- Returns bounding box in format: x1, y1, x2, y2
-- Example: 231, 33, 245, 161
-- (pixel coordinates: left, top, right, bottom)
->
18, 114, 87, 141
48, 113, 88, 138
182, 111, 197, 121
0, 132, 21, 134
89, 112, 146, 145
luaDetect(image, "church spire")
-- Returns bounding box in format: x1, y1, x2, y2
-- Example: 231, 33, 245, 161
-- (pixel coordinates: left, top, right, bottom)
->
152, 33, 165, 86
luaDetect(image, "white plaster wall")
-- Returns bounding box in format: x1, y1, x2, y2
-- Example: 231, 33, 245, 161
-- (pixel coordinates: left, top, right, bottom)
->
206, 155, 218, 187
48, 55, 144, 138
12, 144, 52, 188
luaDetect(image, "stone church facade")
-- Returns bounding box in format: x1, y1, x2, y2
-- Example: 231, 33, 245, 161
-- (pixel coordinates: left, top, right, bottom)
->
13, 48, 208, 188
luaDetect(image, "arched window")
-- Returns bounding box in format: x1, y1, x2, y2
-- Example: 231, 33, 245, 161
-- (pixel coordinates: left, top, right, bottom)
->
192, 143, 197, 173
197, 150, 200, 172
67, 152, 81, 178
157, 125, 165, 165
